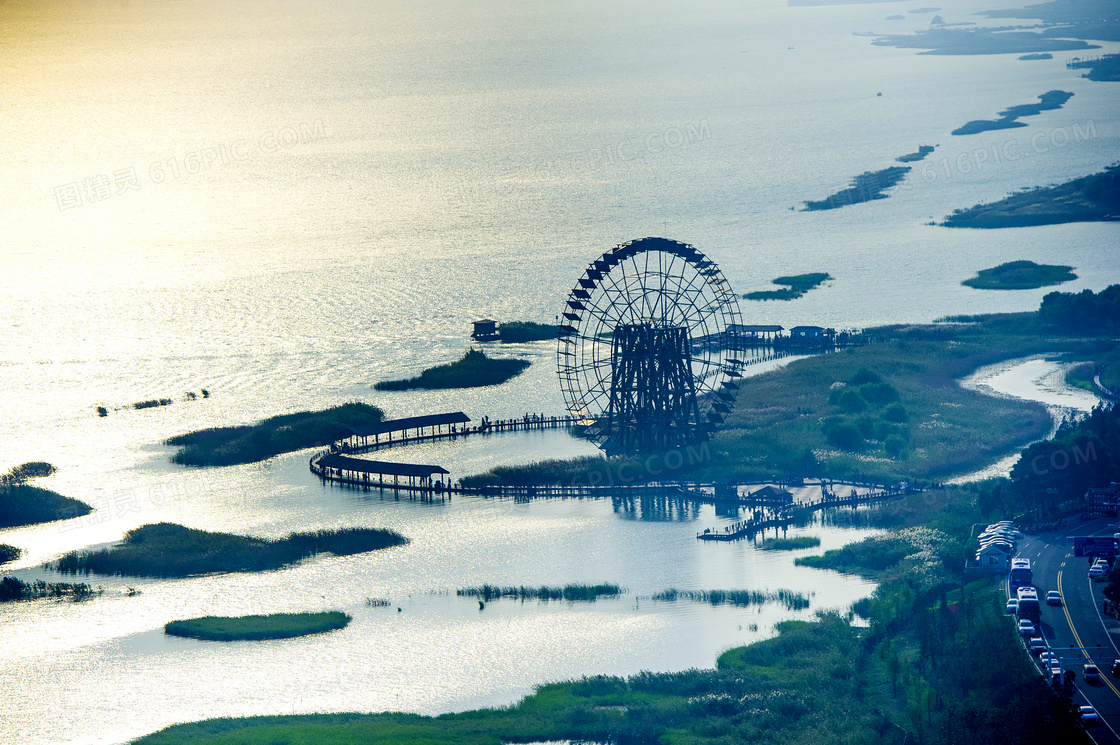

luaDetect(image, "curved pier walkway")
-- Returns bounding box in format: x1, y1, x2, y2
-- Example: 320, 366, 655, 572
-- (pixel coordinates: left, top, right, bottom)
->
696, 483, 909, 542
308, 411, 912, 523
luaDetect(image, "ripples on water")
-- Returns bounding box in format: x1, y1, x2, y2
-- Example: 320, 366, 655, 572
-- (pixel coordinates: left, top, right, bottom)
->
1, 0, 1118, 742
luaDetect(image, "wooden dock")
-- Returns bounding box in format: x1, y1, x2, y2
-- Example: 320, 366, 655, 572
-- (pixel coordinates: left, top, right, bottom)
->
695, 484, 910, 541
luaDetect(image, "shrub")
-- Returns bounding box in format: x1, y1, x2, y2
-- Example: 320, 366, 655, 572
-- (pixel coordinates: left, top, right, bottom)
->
885, 434, 908, 458
837, 389, 869, 413
847, 367, 883, 385
883, 402, 909, 423
826, 422, 864, 451
855, 416, 877, 439
860, 381, 900, 406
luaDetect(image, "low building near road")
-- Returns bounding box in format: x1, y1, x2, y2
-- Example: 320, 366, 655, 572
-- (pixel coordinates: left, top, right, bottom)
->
976, 542, 1012, 572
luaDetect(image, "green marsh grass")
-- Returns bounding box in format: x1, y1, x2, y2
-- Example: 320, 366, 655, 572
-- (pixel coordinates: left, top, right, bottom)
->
164, 611, 351, 641
961, 260, 1076, 290
743, 272, 832, 301
457, 583, 622, 602
0, 576, 100, 602
495, 321, 560, 343
53, 523, 408, 578
166, 402, 384, 466
652, 588, 810, 610
374, 348, 530, 390
760, 536, 821, 550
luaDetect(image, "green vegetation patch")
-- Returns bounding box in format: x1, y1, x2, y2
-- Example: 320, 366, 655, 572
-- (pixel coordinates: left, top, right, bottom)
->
653, 588, 810, 610
795, 527, 954, 579
744, 273, 832, 301
943, 164, 1120, 228
1039, 284, 1120, 335
962, 260, 1076, 290
496, 321, 560, 343
53, 522, 408, 578
165, 611, 351, 641
167, 402, 384, 466
0, 461, 91, 529
0, 544, 21, 564
458, 584, 622, 602
803, 167, 909, 211
0, 576, 101, 602
1065, 362, 1097, 393
374, 348, 530, 391
0, 485, 93, 529
760, 536, 821, 551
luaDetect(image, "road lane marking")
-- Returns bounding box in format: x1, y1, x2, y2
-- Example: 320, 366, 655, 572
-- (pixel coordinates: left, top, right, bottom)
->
1058, 571, 1120, 700
1057, 572, 1120, 740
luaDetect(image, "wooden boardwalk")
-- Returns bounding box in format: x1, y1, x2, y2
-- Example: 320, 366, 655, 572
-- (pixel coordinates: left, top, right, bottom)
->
308, 411, 912, 523
696, 484, 909, 541
339, 413, 582, 455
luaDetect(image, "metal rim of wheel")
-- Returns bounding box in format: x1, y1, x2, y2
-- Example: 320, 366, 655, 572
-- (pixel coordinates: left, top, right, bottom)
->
557, 237, 745, 454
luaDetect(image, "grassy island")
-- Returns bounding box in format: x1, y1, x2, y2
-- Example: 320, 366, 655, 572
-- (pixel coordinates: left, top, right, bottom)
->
166, 402, 384, 467
0, 462, 92, 529
52, 523, 408, 578
1019, 53, 1052, 60
942, 164, 1120, 228
0, 544, 21, 564
458, 583, 622, 602
0, 485, 92, 529
374, 348, 530, 390
962, 260, 1077, 290
164, 611, 351, 642
951, 90, 1073, 136
496, 321, 560, 343
744, 273, 832, 301
803, 167, 909, 211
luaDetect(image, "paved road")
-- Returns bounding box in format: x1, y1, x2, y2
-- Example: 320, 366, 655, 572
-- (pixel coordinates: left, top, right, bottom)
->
1019, 517, 1120, 743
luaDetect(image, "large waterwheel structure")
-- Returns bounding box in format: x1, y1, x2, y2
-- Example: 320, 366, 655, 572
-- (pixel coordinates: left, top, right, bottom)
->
557, 237, 745, 454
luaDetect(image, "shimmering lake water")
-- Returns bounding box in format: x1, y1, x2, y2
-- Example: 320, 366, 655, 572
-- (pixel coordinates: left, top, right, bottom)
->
1, 0, 1117, 742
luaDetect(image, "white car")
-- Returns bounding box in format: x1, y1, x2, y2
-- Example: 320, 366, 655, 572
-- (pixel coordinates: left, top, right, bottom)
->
1089, 565, 1106, 578
1046, 591, 1062, 605
1018, 619, 1035, 636
1006, 598, 1018, 614
1080, 705, 1100, 724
